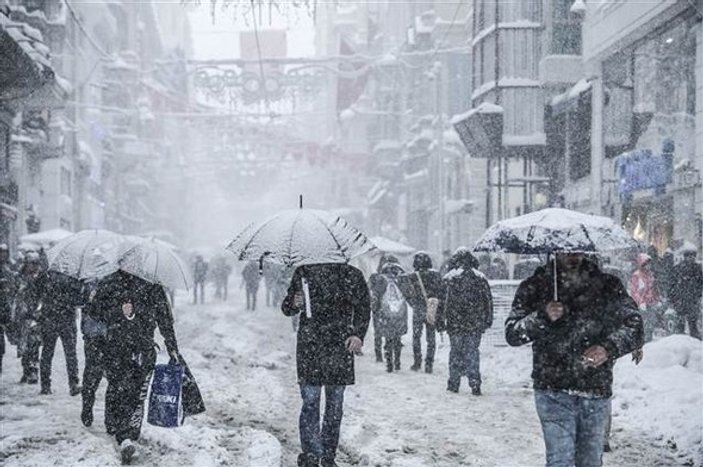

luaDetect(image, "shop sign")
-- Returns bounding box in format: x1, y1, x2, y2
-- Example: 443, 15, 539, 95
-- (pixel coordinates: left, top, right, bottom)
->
616, 147, 673, 196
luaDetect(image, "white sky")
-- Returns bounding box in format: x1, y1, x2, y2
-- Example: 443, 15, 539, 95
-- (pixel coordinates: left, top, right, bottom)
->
188, 3, 316, 60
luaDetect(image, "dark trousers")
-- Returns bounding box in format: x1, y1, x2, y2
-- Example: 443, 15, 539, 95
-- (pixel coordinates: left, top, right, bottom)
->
448, 331, 482, 390
40, 318, 79, 390
299, 385, 345, 461
412, 320, 436, 368
193, 281, 205, 304
373, 315, 383, 361
0, 326, 5, 371
21, 325, 40, 382
674, 304, 701, 340
384, 337, 402, 371
82, 336, 106, 410
105, 348, 156, 444
246, 286, 258, 310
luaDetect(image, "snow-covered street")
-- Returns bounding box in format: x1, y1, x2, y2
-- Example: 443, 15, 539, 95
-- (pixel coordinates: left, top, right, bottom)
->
2, 287, 700, 466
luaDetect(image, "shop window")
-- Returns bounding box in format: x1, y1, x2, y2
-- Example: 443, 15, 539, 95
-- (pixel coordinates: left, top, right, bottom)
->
603, 52, 634, 157
568, 93, 592, 181
551, 0, 582, 55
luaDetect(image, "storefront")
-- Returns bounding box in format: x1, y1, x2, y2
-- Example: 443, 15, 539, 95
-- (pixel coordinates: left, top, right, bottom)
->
601, 11, 700, 253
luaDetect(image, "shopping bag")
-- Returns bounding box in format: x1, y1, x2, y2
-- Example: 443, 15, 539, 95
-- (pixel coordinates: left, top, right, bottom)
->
147, 363, 185, 428
181, 359, 206, 417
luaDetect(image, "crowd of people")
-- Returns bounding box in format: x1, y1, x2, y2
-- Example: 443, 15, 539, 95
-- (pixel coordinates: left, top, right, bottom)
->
0, 243, 182, 465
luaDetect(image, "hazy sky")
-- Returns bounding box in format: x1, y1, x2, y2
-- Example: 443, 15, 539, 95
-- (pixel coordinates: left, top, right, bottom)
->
188, 3, 316, 60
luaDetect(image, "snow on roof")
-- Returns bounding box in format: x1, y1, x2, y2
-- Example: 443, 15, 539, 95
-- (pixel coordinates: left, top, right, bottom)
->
451, 102, 504, 125
551, 79, 591, 107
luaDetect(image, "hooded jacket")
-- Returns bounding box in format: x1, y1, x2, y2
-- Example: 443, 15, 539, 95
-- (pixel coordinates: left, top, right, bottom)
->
506, 259, 643, 398
442, 250, 493, 334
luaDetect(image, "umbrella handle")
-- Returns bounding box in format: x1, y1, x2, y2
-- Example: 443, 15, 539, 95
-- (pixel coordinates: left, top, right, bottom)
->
553, 258, 558, 302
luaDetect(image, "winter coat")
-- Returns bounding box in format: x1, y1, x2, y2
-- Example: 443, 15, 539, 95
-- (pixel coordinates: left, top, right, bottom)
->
193, 260, 208, 283
397, 270, 445, 324
282, 263, 370, 386
629, 254, 659, 307
40, 271, 83, 326
93, 271, 179, 357
14, 269, 45, 353
505, 260, 643, 398
442, 251, 493, 335
242, 261, 261, 289
668, 259, 703, 312
0, 261, 16, 326
369, 263, 408, 338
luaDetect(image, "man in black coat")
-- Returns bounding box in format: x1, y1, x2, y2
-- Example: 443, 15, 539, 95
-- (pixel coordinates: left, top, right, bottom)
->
442, 249, 493, 395
16, 253, 45, 384
0, 243, 16, 374
39, 270, 83, 395
398, 252, 444, 373
282, 262, 370, 467
669, 248, 702, 339
506, 254, 643, 467
95, 271, 181, 464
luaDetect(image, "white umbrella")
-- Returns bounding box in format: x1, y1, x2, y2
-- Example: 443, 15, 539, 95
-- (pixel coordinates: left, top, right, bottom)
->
226, 208, 375, 267
118, 237, 192, 290
20, 228, 73, 246
47, 229, 127, 280
369, 236, 416, 256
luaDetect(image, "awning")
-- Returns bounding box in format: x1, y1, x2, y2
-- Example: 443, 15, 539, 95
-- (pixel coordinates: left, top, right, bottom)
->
452, 103, 504, 158
550, 79, 591, 115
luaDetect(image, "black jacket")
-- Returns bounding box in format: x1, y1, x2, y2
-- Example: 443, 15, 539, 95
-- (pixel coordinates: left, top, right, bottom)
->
398, 270, 445, 323
668, 260, 702, 310
505, 260, 643, 398
443, 256, 493, 335
41, 271, 83, 325
93, 271, 179, 356
282, 263, 370, 386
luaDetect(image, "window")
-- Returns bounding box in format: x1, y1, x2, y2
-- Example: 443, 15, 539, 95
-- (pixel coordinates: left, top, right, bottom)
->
60, 167, 72, 197
551, 0, 582, 55
568, 93, 592, 180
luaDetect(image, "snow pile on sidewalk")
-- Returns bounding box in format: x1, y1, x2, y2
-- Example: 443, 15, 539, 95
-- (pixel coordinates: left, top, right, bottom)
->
613, 335, 703, 465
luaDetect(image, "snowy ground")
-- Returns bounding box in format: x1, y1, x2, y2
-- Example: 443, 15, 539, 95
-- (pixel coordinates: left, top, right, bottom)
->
1, 286, 701, 466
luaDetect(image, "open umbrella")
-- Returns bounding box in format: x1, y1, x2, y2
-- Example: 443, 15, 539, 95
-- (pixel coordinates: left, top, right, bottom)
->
46, 229, 127, 280
226, 208, 375, 268
118, 237, 192, 290
473, 208, 637, 300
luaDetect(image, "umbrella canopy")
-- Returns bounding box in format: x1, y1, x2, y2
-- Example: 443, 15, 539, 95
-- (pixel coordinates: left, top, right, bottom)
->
118, 237, 192, 290
473, 208, 637, 254
46, 229, 127, 280
226, 209, 375, 267
21, 228, 73, 246
369, 236, 416, 256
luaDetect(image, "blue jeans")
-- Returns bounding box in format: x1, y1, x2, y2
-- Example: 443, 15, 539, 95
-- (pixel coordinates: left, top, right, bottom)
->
534, 389, 610, 467
299, 385, 345, 460
448, 332, 482, 389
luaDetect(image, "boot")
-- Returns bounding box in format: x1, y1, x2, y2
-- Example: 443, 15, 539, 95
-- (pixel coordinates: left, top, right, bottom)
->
321, 458, 340, 467
425, 361, 433, 374
297, 453, 319, 467
70, 383, 82, 397
394, 348, 401, 371
40, 386, 52, 395
81, 400, 94, 427
410, 359, 421, 372
385, 347, 393, 373
26, 370, 38, 384
471, 385, 482, 396
120, 439, 136, 465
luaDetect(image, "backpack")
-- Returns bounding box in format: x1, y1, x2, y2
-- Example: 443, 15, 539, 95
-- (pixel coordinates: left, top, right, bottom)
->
381, 279, 407, 317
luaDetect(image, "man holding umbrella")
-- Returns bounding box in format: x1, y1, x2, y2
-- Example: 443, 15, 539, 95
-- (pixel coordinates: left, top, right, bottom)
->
506, 253, 643, 467
473, 208, 644, 467
282, 262, 370, 467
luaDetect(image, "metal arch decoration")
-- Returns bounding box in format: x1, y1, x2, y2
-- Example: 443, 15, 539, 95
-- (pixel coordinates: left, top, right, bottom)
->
190, 62, 331, 104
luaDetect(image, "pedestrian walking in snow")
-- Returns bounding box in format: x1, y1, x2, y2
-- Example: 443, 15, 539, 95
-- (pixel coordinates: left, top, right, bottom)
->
369, 260, 408, 373
506, 253, 643, 467
263, 261, 282, 307
14, 252, 45, 385
212, 256, 232, 301
441, 249, 492, 395
629, 253, 661, 342
242, 260, 261, 311
0, 243, 16, 374
192, 255, 208, 304
79, 277, 110, 428
38, 270, 83, 396
367, 255, 400, 363
282, 263, 370, 467
399, 252, 444, 373
668, 246, 702, 339
95, 271, 181, 464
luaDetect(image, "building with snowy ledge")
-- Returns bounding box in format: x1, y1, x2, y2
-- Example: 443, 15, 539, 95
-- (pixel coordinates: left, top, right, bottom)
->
569, 0, 703, 255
